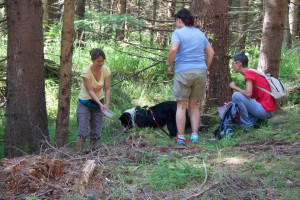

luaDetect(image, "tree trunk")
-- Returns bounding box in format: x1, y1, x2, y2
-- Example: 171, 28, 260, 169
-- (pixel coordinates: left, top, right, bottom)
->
236, 0, 249, 52
5, 0, 49, 158
258, 0, 287, 77
289, 0, 299, 41
47, 0, 62, 25
116, 0, 126, 41
191, 0, 231, 109
110, 0, 114, 14
298, 4, 300, 39
285, 2, 292, 49
55, 0, 75, 147
176, 0, 185, 10
167, 1, 175, 18
42, 0, 48, 23
150, 0, 157, 45
138, 0, 142, 42
75, 0, 86, 46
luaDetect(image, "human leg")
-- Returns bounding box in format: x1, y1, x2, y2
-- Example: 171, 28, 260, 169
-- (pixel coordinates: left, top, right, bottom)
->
232, 92, 272, 127
176, 100, 188, 136
76, 136, 86, 152
90, 107, 103, 149
188, 100, 200, 134
76, 102, 92, 151
189, 69, 206, 143
173, 71, 189, 144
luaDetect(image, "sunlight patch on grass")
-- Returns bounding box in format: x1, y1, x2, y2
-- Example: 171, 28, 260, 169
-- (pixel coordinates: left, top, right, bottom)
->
222, 156, 250, 165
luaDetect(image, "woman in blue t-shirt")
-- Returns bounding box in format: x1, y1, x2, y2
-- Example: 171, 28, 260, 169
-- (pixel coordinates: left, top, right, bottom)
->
166, 8, 215, 145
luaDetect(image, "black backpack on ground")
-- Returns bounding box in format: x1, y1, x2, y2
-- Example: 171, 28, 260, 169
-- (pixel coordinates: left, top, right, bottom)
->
214, 102, 241, 139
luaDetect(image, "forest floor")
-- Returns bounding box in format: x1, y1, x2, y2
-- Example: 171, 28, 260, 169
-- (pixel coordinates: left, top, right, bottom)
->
0, 105, 299, 200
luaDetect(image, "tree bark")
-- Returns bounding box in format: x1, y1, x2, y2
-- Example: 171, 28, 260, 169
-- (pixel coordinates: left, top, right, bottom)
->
150, 0, 157, 45
75, 0, 86, 46
191, 0, 231, 109
55, 0, 75, 147
42, 0, 48, 23
47, 0, 62, 25
116, 0, 126, 41
289, 0, 299, 40
138, 0, 142, 42
236, 0, 249, 52
285, 2, 292, 49
298, 3, 300, 39
176, 0, 185, 10
5, 0, 49, 158
258, 0, 287, 77
167, 1, 176, 19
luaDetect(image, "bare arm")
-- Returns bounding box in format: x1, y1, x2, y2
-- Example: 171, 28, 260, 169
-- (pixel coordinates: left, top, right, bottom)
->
83, 77, 106, 111
230, 79, 253, 98
166, 42, 179, 74
205, 44, 215, 69
103, 76, 111, 109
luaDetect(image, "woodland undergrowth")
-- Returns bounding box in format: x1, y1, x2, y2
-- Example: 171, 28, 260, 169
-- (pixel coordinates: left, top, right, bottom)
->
0, 39, 300, 199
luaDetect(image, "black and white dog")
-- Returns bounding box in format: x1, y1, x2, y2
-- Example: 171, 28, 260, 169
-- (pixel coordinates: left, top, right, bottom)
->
119, 101, 191, 137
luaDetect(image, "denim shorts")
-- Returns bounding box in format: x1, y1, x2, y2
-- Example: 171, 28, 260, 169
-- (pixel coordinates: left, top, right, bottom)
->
173, 68, 207, 101
76, 100, 104, 139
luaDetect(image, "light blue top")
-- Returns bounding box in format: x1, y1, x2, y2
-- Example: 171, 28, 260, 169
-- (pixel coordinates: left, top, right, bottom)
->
171, 26, 210, 73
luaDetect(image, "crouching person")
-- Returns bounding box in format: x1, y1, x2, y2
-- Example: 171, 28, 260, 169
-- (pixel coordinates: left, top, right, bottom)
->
229, 52, 277, 127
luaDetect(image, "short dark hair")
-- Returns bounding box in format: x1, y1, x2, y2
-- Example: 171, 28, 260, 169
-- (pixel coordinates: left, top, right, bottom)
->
175, 8, 194, 26
233, 52, 248, 67
90, 48, 106, 60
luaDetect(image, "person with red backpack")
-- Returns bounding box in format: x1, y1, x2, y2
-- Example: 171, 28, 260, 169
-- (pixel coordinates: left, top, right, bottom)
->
229, 52, 277, 127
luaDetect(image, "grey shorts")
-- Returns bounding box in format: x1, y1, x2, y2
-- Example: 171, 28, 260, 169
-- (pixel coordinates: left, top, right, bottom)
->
173, 68, 207, 101
76, 101, 104, 139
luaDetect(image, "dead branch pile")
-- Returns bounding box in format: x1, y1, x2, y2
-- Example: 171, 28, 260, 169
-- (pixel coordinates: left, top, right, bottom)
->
212, 173, 276, 200
0, 135, 206, 199
236, 139, 300, 157
0, 154, 106, 199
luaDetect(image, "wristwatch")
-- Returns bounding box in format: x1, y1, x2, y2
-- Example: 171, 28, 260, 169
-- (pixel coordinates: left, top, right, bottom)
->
166, 61, 172, 66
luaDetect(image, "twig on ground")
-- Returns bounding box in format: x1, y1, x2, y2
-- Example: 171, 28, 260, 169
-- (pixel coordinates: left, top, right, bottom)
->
24, 171, 66, 192
185, 182, 220, 200
43, 139, 75, 159
184, 159, 210, 199
6, 146, 28, 156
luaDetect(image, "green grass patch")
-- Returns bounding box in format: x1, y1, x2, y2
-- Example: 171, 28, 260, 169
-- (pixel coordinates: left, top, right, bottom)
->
149, 158, 205, 191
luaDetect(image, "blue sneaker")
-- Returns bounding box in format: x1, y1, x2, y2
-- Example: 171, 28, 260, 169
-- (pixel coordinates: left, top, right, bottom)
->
177, 137, 186, 145
190, 134, 199, 143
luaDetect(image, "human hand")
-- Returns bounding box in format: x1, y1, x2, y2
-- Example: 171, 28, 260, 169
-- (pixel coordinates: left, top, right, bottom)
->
167, 65, 174, 74
229, 82, 236, 89
99, 103, 107, 113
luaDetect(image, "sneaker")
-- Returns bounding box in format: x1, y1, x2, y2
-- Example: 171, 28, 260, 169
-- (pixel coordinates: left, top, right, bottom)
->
177, 136, 186, 145
190, 134, 199, 143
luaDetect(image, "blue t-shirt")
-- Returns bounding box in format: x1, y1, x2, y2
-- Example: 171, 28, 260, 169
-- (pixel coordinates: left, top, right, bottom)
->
171, 26, 210, 73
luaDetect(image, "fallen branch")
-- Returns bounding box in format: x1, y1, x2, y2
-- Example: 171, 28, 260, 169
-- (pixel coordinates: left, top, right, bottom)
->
110, 46, 160, 61
121, 40, 168, 51
43, 138, 75, 159
184, 159, 210, 200
111, 59, 165, 87
231, 13, 263, 46
185, 182, 220, 199
81, 160, 97, 184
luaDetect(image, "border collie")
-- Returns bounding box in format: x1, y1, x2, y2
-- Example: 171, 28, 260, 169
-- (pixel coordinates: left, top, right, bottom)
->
119, 101, 191, 137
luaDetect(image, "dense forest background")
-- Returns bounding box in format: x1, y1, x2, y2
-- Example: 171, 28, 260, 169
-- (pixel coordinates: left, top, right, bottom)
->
0, 0, 299, 199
